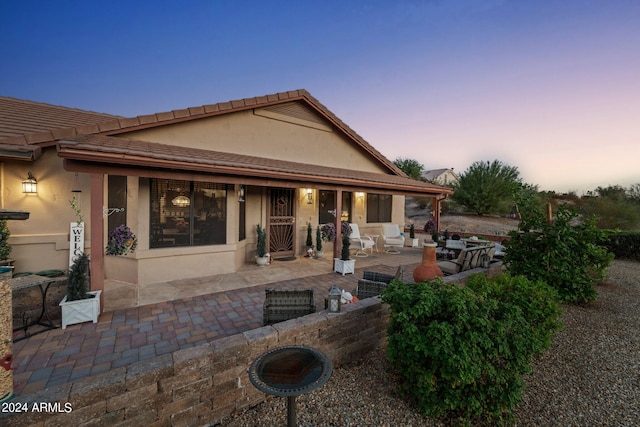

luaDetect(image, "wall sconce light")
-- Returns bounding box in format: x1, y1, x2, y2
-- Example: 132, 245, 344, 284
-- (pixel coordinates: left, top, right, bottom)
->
238, 185, 245, 203
356, 192, 364, 199
22, 171, 37, 194
306, 189, 313, 204
172, 195, 190, 207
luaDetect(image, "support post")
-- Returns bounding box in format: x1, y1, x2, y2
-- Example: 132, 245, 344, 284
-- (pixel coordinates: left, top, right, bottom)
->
90, 173, 105, 311
333, 190, 343, 266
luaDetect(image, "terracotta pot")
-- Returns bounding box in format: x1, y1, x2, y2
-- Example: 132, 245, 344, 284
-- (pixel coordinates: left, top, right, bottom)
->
413, 243, 443, 282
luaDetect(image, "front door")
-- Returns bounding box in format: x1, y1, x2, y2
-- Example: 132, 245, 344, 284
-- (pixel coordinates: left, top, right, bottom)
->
268, 188, 295, 258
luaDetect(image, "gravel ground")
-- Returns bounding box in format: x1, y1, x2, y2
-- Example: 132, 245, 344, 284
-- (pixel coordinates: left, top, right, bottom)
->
219, 260, 639, 426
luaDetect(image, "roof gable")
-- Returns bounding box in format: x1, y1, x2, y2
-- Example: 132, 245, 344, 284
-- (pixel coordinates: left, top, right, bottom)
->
0, 89, 405, 176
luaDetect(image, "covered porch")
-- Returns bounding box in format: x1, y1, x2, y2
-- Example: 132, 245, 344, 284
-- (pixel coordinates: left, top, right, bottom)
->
60, 136, 451, 309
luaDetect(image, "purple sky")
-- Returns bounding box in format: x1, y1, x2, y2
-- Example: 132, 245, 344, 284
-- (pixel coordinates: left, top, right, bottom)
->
2, 0, 638, 193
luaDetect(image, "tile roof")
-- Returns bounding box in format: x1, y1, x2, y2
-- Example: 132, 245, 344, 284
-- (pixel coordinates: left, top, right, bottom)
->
2, 89, 451, 195
0, 96, 120, 142
58, 134, 451, 195
1, 89, 404, 176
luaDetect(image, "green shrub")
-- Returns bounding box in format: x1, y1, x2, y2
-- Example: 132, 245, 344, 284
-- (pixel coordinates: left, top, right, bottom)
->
381, 274, 561, 425
0, 220, 11, 261
306, 222, 313, 247
315, 226, 323, 252
601, 230, 640, 261
67, 252, 90, 301
256, 224, 267, 257
505, 204, 613, 304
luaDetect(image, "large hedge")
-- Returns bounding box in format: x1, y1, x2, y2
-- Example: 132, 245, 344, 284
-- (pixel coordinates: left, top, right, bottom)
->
381, 274, 561, 425
601, 230, 640, 261
505, 204, 613, 304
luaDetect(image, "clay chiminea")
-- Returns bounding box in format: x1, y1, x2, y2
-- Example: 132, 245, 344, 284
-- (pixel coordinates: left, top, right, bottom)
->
413, 242, 444, 282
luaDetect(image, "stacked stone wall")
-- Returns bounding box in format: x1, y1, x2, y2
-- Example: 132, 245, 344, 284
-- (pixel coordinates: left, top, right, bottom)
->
1, 297, 388, 426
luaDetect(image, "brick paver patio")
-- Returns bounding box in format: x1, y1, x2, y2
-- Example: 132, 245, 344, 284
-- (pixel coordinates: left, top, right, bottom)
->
11, 251, 421, 397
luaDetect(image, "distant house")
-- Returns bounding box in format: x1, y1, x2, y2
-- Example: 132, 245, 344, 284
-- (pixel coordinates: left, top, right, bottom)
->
422, 168, 458, 186
0, 89, 452, 297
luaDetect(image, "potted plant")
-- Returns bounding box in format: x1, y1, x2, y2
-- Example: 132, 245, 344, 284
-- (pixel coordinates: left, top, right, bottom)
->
423, 219, 436, 243
256, 224, 269, 266
59, 252, 101, 329
0, 219, 14, 276
334, 222, 355, 275
305, 222, 313, 256
314, 226, 324, 258
408, 223, 419, 248
105, 224, 138, 256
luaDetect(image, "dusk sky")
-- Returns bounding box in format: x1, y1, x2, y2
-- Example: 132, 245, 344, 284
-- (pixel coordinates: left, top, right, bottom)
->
2, 0, 638, 193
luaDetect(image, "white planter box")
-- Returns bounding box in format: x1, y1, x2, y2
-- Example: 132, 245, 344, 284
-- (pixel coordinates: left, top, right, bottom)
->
59, 290, 101, 329
334, 258, 355, 276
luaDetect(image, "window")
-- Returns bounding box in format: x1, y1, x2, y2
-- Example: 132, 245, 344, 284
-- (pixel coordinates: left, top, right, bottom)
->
150, 179, 226, 248
366, 193, 391, 223
318, 191, 352, 224
238, 189, 246, 242
108, 175, 127, 232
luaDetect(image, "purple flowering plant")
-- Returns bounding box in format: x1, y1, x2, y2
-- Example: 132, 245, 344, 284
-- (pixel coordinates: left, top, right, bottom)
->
106, 224, 138, 256
320, 222, 352, 242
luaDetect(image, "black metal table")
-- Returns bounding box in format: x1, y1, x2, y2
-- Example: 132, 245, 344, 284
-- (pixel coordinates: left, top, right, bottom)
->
8, 275, 66, 341
249, 345, 333, 427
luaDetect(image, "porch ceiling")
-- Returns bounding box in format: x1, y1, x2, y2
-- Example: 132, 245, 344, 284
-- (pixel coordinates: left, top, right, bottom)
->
58, 134, 452, 197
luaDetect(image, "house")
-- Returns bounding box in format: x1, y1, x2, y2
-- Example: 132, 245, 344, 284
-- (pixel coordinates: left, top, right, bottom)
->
0, 89, 452, 300
422, 168, 458, 186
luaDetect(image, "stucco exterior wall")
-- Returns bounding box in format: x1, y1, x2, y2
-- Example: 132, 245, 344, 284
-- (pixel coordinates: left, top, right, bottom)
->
2, 150, 90, 274
121, 108, 388, 173
2, 107, 408, 285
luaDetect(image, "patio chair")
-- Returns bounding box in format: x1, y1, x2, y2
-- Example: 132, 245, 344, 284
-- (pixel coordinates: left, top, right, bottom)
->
349, 223, 375, 257
437, 244, 495, 275
356, 266, 403, 299
382, 224, 405, 254
494, 243, 506, 259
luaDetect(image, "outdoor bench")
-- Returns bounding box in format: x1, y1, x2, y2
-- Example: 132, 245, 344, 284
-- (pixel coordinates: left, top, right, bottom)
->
263, 288, 315, 325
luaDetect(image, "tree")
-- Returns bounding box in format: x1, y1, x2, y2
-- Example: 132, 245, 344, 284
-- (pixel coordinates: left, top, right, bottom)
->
393, 157, 425, 181
626, 183, 640, 204
451, 160, 521, 215
505, 199, 613, 304
595, 185, 627, 200
580, 185, 640, 230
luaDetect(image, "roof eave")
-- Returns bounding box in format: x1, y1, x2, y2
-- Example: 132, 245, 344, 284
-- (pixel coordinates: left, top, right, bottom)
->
58, 147, 450, 197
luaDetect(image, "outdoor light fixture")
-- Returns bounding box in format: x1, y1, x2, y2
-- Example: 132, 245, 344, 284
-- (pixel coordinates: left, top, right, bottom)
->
22, 171, 37, 194
328, 285, 341, 313
481, 253, 491, 269
238, 185, 245, 203
172, 195, 190, 208
356, 192, 365, 199
306, 189, 313, 204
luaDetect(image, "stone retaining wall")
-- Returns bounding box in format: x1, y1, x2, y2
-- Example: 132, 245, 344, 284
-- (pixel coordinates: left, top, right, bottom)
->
1, 263, 503, 426
1, 296, 389, 426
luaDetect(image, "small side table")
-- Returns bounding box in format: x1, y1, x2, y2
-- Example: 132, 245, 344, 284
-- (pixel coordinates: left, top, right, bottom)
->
9, 275, 66, 341
249, 346, 333, 427
365, 234, 380, 253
